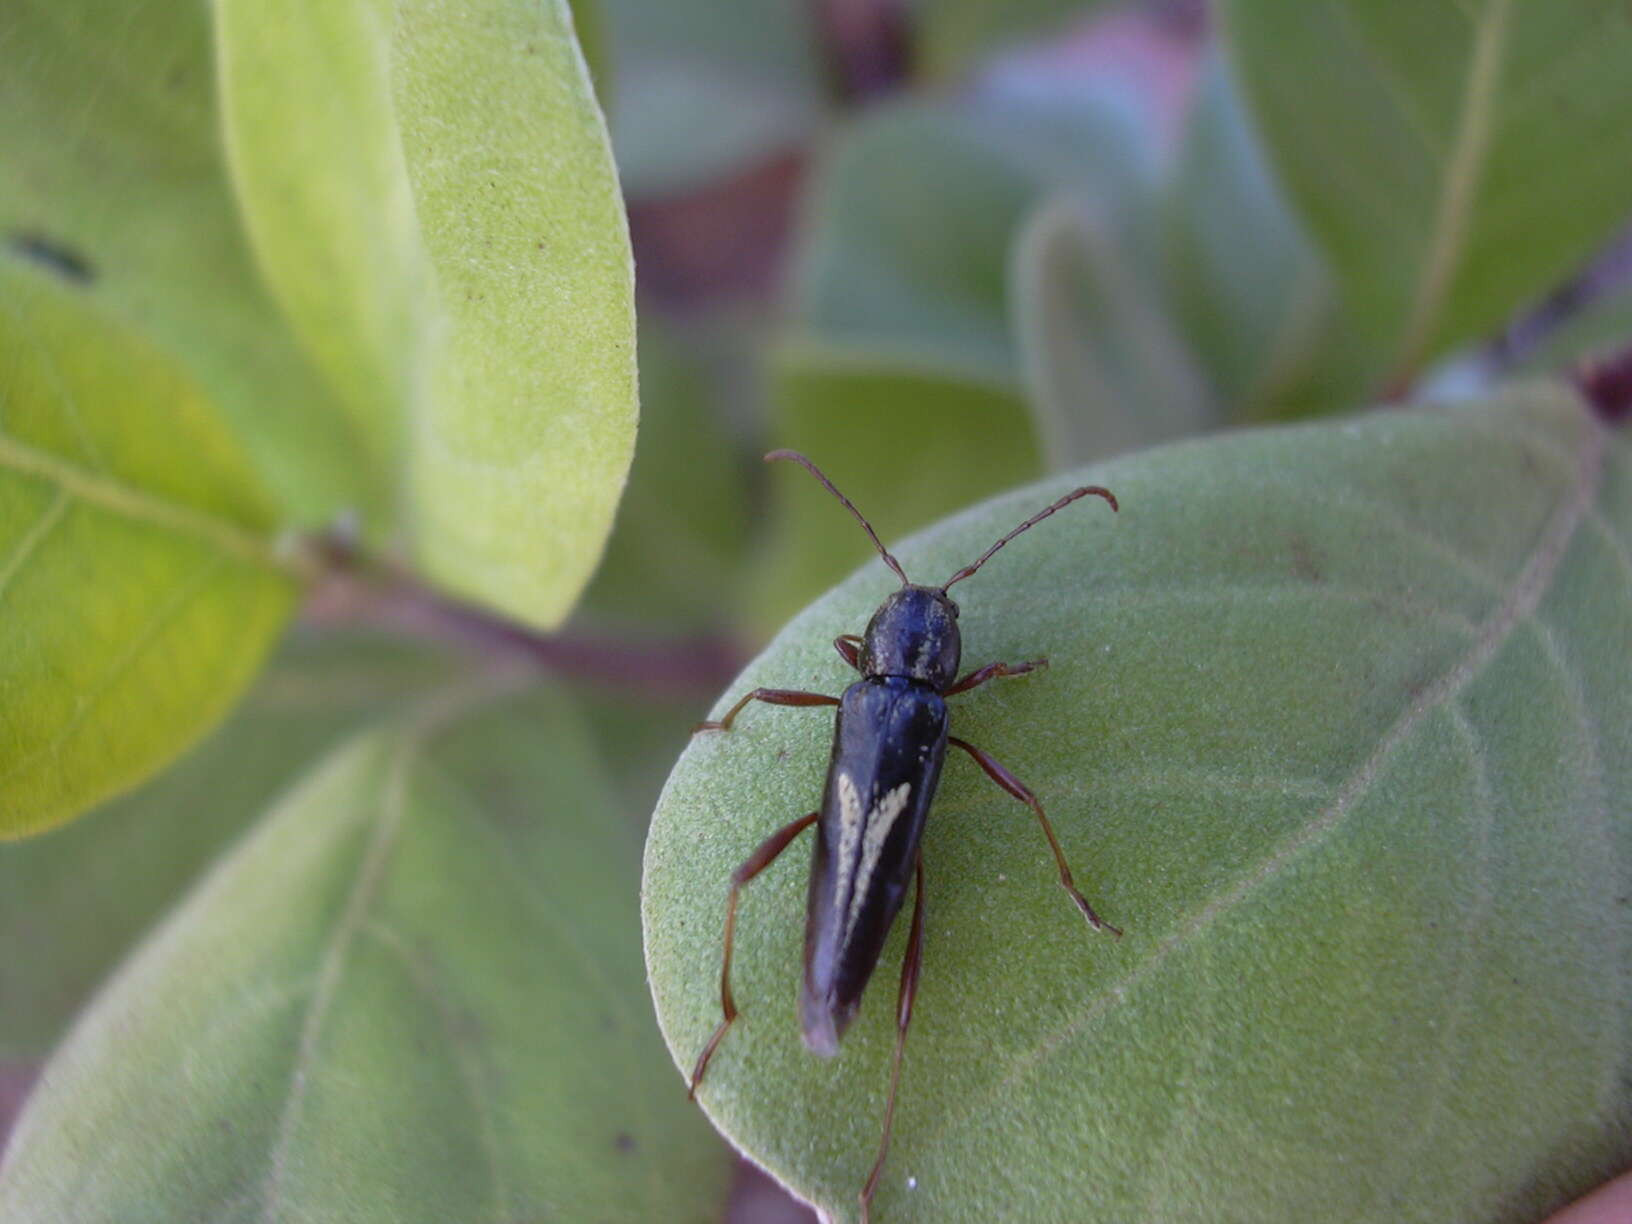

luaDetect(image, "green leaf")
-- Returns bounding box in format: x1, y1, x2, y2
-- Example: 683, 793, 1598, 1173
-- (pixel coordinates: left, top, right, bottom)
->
0, 264, 296, 837
646, 385, 1632, 1222
912, 0, 1106, 83
0, 683, 733, 1221
794, 96, 1157, 389
216, 0, 637, 630
1013, 197, 1217, 466
0, 630, 472, 1061
1223, 0, 1632, 389
567, 0, 612, 103
751, 344, 1040, 633
0, 0, 373, 524
578, 319, 751, 632
1161, 57, 1371, 422
1518, 287, 1632, 378
603, 0, 823, 198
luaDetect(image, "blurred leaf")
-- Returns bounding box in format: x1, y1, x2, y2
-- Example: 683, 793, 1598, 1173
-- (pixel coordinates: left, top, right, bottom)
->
912, 0, 1105, 83
1014, 197, 1217, 466
794, 97, 1157, 388
579, 320, 751, 632
0, 264, 296, 837
752, 344, 1040, 632
0, 630, 471, 1061
0, 684, 733, 1221
217, 0, 636, 630
1163, 57, 1371, 421
567, 0, 611, 102
761, 92, 1158, 628
603, 0, 823, 198
1518, 285, 1632, 378
0, 0, 372, 523
1224, 0, 1632, 389
647, 385, 1631, 1222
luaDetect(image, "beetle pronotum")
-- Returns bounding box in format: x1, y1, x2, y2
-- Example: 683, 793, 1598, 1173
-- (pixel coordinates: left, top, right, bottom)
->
689, 451, 1121, 1221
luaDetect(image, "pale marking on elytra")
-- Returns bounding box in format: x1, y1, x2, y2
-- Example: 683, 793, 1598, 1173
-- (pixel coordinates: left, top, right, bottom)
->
844, 781, 913, 942
831, 773, 865, 937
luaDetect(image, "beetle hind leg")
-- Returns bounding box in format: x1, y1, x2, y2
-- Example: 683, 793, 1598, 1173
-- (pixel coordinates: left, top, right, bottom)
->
859, 852, 926, 1224
689, 810, 819, 1098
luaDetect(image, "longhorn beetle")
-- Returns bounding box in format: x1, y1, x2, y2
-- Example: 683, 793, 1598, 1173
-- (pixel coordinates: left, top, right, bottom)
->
688, 450, 1122, 1222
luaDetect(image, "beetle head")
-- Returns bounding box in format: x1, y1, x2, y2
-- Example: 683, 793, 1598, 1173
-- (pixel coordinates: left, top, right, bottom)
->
860, 585, 961, 688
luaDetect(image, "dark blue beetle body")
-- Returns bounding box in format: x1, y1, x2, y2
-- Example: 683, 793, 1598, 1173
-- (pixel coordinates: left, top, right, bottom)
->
803, 608, 954, 1051
687, 454, 1119, 1223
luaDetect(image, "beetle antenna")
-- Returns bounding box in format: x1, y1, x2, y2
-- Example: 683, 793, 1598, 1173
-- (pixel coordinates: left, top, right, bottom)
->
767, 450, 910, 585
942, 486, 1117, 591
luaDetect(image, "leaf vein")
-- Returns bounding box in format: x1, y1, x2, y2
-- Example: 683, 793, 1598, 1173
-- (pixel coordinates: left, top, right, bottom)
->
256, 727, 420, 1220
1392, 0, 1512, 380
917, 414, 1606, 1156
363, 919, 510, 1221
0, 485, 69, 605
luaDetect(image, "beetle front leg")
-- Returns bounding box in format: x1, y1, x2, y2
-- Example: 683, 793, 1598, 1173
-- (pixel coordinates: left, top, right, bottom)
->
943, 657, 1047, 697
690, 811, 820, 1098
694, 688, 839, 733
859, 852, 925, 1224
834, 634, 863, 671
948, 736, 1121, 936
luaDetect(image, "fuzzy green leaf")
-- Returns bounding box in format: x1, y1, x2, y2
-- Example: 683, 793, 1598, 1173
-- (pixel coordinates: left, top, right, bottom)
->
0, 0, 372, 524
1161, 57, 1370, 422
0, 630, 472, 1061
1013, 197, 1217, 466
1223, 0, 1632, 390
646, 386, 1631, 1222
216, 0, 636, 629
0, 684, 732, 1221
0, 265, 296, 837
794, 97, 1155, 389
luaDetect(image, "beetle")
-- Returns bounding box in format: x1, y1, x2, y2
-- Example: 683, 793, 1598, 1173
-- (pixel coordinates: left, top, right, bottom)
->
687, 450, 1122, 1221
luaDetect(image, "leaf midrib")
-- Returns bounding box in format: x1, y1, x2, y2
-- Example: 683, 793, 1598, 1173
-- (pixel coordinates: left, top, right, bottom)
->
1390, 0, 1512, 383
0, 432, 289, 573
916, 408, 1607, 1159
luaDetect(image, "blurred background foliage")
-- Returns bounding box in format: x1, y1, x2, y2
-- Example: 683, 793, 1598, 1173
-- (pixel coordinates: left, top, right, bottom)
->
2, 0, 1630, 1220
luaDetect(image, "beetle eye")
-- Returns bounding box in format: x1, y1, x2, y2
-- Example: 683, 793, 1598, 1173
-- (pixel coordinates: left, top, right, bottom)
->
947, 599, 960, 618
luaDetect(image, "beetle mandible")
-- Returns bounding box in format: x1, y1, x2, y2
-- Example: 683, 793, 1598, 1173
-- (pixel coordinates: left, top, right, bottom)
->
688, 450, 1122, 1222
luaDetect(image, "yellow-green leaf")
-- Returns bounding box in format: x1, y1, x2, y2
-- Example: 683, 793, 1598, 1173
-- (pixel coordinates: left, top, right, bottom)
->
0, 264, 296, 836
216, 0, 636, 629
0, 0, 372, 524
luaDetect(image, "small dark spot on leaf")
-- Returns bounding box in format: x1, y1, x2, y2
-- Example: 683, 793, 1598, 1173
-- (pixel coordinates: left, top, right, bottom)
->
614, 1131, 636, 1153
1288, 534, 1324, 583
7, 232, 95, 285
601, 1013, 617, 1033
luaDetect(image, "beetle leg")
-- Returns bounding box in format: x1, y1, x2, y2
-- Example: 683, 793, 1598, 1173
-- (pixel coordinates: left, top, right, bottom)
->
943, 657, 1047, 697
948, 736, 1121, 937
834, 634, 864, 670
694, 688, 839, 733
689, 811, 819, 1098
860, 852, 925, 1224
